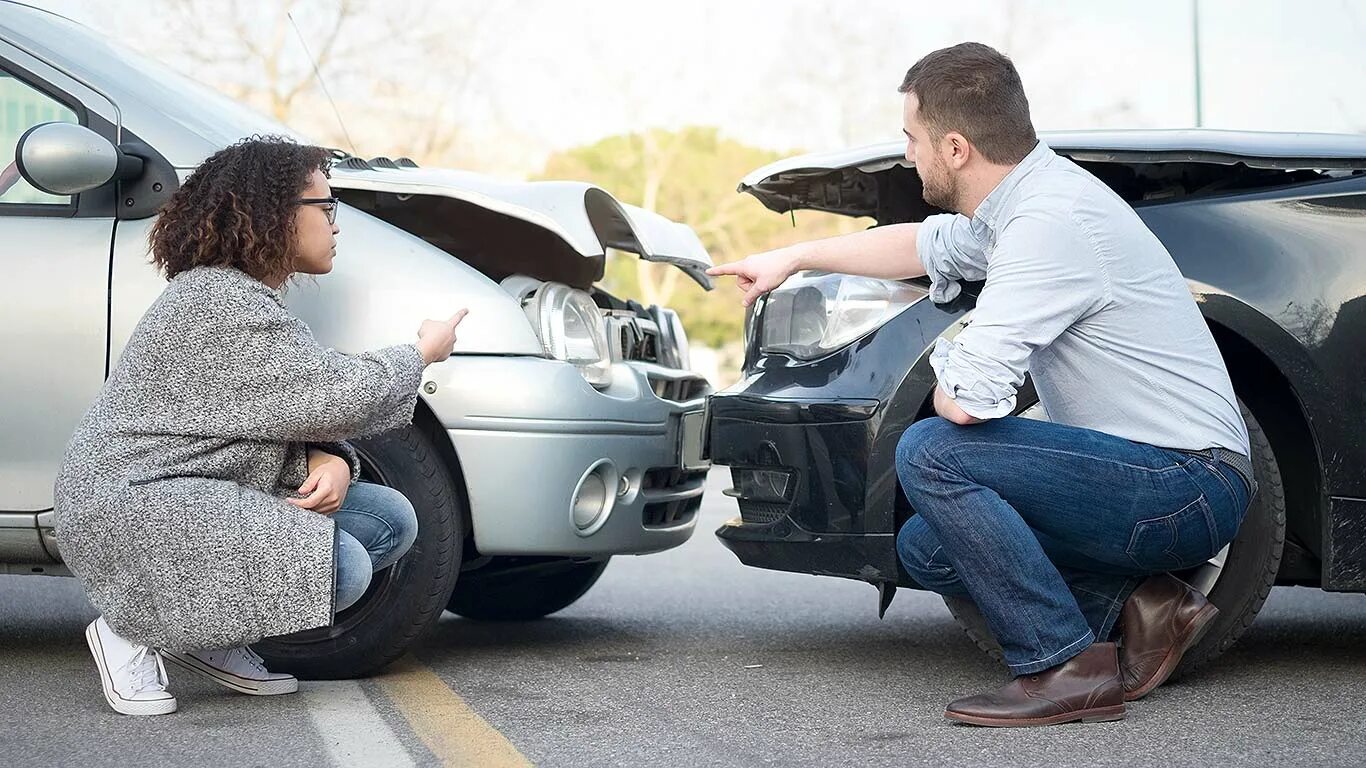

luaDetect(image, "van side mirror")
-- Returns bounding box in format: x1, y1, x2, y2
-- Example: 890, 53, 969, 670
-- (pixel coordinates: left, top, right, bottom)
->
14, 122, 143, 195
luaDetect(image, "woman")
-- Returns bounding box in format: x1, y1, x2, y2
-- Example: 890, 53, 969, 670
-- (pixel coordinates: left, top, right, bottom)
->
54, 136, 466, 716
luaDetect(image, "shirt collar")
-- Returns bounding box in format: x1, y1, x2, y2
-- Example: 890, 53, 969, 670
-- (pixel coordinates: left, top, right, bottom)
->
972, 139, 1051, 233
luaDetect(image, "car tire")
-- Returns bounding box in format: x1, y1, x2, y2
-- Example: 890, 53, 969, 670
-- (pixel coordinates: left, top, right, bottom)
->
943, 398, 1285, 678
254, 421, 465, 679
447, 557, 610, 621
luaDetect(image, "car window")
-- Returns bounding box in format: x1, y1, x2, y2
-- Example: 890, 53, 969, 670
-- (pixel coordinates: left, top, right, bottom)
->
0, 69, 78, 206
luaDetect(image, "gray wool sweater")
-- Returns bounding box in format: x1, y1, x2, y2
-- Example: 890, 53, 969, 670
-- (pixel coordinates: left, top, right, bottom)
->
53, 266, 425, 651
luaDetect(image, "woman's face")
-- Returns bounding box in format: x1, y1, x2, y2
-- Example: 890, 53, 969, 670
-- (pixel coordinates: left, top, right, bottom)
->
291, 169, 340, 277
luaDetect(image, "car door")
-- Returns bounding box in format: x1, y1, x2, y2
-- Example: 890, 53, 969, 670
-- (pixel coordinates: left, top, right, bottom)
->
0, 45, 115, 519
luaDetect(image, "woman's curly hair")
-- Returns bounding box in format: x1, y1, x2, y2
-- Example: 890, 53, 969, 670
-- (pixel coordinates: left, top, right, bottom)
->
149, 135, 332, 281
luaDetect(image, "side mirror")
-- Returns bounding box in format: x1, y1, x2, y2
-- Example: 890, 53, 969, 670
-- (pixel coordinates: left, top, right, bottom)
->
15, 122, 143, 195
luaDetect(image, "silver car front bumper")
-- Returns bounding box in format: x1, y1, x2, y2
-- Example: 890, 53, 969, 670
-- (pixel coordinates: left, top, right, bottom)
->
422, 356, 710, 556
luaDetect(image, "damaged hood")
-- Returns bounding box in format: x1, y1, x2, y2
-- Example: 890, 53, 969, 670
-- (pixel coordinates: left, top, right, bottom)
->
739, 129, 1366, 219
330, 161, 713, 289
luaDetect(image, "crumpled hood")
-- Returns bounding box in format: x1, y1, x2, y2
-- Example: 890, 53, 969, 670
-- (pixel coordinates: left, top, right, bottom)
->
738, 129, 1366, 219
330, 161, 713, 289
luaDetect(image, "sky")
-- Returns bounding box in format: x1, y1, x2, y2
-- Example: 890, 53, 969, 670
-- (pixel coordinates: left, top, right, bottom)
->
19, 0, 1366, 176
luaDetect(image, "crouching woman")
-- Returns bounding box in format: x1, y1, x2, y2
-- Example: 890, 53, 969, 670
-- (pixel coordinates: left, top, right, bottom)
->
54, 136, 466, 716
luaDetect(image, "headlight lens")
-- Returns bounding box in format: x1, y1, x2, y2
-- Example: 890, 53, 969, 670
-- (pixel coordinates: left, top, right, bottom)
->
525, 282, 612, 387
759, 272, 928, 360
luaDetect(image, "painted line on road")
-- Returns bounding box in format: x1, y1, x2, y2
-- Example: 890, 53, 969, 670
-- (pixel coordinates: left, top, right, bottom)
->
300, 679, 417, 768
376, 655, 532, 768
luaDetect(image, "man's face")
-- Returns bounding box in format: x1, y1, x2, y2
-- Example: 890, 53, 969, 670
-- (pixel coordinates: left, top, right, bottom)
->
902, 92, 960, 213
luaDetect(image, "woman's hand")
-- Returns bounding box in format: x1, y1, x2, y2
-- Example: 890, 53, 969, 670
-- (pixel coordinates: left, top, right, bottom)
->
416, 309, 468, 364
288, 449, 352, 514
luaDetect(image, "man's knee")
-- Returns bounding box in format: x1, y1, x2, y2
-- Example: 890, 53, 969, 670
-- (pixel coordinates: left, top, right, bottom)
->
895, 417, 963, 485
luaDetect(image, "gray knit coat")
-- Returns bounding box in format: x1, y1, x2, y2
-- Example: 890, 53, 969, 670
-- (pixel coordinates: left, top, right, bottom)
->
53, 266, 425, 651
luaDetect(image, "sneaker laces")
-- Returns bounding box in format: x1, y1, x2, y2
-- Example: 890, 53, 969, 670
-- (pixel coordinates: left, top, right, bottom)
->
119, 646, 169, 694
233, 646, 271, 676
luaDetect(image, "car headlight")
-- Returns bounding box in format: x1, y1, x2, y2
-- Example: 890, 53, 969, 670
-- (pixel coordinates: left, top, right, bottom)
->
759, 272, 928, 361
524, 282, 612, 387
650, 306, 691, 370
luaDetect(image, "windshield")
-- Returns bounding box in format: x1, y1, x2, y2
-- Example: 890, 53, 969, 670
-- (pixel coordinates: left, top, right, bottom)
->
2, 2, 310, 161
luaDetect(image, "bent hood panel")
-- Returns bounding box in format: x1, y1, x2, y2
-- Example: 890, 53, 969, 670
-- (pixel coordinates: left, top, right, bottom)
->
740, 129, 1366, 219
330, 165, 714, 290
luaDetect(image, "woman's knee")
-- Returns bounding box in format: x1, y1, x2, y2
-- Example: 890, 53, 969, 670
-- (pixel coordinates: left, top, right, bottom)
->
334, 531, 373, 612
357, 483, 418, 569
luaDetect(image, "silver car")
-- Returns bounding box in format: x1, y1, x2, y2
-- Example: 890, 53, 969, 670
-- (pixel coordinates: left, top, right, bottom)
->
0, 1, 712, 677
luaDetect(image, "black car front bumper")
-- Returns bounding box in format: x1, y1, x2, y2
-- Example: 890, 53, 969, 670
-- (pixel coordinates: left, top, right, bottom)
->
708, 295, 970, 585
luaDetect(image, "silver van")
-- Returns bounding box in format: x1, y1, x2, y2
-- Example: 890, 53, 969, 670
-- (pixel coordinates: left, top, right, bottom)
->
0, 1, 711, 678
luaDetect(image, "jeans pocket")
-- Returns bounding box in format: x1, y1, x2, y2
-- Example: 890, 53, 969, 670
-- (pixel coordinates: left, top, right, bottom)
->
1126, 495, 1218, 571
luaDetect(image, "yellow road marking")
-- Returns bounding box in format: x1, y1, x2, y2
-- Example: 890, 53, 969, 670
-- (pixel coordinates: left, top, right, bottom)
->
376, 655, 533, 768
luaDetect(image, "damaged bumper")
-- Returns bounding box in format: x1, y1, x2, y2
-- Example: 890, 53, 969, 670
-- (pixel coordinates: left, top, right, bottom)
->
706, 296, 968, 585
424, 355, 710, 556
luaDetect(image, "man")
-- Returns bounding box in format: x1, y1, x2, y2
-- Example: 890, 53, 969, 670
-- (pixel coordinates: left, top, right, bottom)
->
707, 42, 1255, 727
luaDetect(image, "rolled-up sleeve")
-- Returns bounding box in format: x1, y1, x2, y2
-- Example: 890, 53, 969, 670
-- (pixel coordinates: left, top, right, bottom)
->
931, 207, 1108, 420
917, 213, 989, 303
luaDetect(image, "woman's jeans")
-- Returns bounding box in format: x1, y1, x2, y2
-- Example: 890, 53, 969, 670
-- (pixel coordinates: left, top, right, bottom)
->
333, 482, 419, 612
894, 416, 1252, 676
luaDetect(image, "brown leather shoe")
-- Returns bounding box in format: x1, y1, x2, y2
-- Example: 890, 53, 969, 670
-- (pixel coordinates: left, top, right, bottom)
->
944, 642, 1125, 727
1118, 573, 1220, 702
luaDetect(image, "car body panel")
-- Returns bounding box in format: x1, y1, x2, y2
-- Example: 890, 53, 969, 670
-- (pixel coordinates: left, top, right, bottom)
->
330, 165, 714, 289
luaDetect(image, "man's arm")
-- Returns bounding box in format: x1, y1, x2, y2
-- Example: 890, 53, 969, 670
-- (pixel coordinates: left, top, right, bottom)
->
706, 223, 927, 306
934, 383, 983, 425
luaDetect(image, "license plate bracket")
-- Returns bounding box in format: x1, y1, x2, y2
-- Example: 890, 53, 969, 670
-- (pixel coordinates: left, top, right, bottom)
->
679, 410, 710, 471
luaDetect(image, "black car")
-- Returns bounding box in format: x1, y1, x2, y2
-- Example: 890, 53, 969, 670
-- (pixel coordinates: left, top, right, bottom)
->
706, 129, 1366, 673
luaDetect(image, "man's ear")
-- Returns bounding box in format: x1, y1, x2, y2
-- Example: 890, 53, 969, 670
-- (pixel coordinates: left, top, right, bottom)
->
943, 132, 972, 170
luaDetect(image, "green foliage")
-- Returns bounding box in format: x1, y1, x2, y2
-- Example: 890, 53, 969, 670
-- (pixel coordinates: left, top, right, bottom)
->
537, 127, 868, 346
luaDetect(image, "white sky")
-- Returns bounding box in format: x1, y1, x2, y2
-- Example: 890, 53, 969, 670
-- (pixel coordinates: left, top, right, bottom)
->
24, 0, 1366, 175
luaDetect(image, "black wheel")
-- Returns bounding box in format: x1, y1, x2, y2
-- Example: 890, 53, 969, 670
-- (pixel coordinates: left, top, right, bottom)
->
944, 398, 1285, 677
447, 557, 609, 621
254, 421, 465, 679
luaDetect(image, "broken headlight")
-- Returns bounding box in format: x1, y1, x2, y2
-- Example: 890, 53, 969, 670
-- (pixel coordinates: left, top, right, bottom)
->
759, 272, 928, 361
524, 281, 612, 387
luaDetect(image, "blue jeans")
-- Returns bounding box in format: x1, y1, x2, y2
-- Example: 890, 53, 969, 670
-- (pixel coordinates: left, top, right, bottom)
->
894, 417, 1251, 676
333, 482, 419, 612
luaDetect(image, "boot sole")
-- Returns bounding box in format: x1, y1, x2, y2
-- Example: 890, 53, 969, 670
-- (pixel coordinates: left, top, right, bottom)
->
945, 703, 1126, 728
85, 622, 178, 716
1124, 602, 1220, 702
162, 651, 298, 696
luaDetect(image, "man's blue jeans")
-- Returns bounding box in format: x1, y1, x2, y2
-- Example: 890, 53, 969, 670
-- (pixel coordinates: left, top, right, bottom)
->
333, 482, 419, 612
894, 416, 1251, 676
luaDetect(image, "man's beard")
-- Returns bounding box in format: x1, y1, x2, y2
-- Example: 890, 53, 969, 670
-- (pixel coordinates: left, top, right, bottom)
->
920, 158, 961, 212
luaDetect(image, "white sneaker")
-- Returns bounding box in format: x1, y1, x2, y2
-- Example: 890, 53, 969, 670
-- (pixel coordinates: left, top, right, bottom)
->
85, 617, 177, 716
161, 646, 298, 696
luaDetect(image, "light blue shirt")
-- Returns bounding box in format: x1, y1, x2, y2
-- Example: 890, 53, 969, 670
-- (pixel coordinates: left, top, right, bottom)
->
918, 140, 1250, 455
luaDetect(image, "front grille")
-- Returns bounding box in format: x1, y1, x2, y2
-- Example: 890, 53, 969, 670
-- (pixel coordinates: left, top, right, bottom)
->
643, 495, 702, 528
737, 500, 788, 526
640, 467, 707, 529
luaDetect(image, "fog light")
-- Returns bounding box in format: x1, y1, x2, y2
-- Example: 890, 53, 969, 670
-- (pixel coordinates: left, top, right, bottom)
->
730, 468, 794, 503
571, 459, 618, 536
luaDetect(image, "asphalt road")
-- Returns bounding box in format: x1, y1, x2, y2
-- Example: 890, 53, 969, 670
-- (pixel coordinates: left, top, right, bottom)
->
4, 467, 1366, 767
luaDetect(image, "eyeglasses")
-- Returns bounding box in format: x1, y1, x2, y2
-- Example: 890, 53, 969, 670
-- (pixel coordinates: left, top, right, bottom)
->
298, 196, 339, 225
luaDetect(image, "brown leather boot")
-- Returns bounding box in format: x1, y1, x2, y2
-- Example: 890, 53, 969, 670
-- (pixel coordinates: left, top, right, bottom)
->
944, 642, 1125, 727
1118, 573, 1219, 701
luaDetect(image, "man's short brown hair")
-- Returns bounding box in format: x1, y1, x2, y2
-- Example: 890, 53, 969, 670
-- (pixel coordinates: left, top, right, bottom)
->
898, 42, 1037, 165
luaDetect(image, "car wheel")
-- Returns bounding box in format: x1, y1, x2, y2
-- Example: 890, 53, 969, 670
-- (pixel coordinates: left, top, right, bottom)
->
254, 421, 465, 679
943, 397, 1285, 678
447, 557, 610, 621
